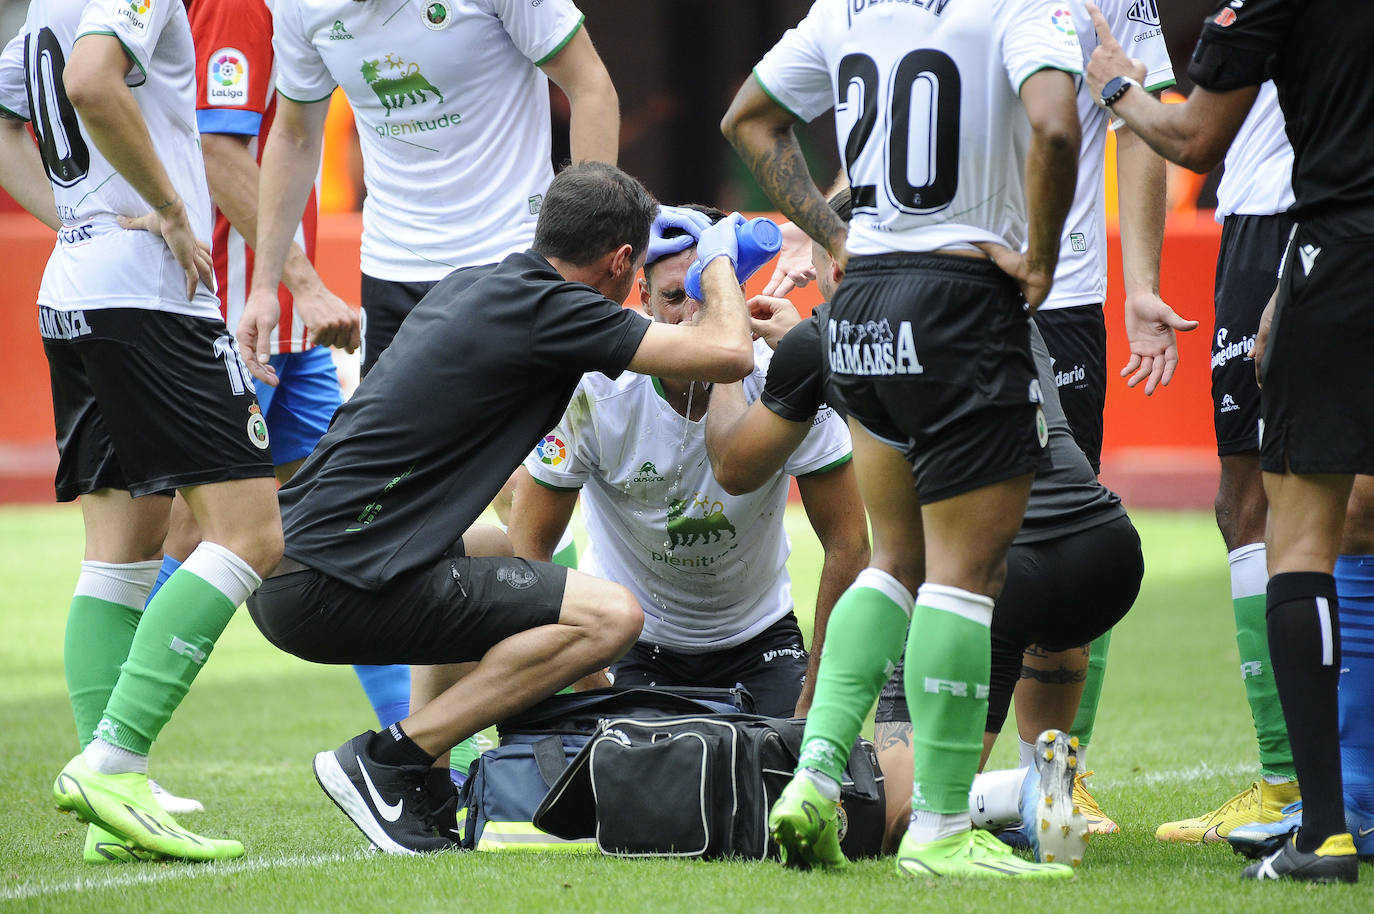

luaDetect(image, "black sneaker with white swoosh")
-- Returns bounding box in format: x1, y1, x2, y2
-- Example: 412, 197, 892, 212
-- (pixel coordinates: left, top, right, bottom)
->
313, 732, 456, 854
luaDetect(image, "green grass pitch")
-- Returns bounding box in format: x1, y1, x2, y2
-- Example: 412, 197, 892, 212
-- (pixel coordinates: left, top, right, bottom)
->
1, 503, 1370, 912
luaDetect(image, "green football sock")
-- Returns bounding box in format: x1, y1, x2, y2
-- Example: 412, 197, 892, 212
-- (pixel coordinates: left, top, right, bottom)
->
797, 569, 913, 784
1229, 543, 1295, 779
450, 735, 482, 779
1069, 629, 1111, 748
64, 561, 161, 748
904, 583, 993, 814
98, 543, 259, 755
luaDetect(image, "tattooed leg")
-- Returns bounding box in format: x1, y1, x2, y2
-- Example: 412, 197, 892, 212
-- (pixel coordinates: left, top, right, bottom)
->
875, 720, 915, 853
1012, 644, 1090, 747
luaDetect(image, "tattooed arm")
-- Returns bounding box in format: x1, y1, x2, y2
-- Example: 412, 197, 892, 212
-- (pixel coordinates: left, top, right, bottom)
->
721, 76, 848, 269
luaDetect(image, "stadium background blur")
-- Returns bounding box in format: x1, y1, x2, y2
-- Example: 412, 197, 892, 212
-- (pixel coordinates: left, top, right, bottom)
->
0, 0, 1228, 507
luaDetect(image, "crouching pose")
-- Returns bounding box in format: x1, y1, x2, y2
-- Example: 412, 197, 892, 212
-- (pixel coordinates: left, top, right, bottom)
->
244, 165, 756, 854
510, 204, 867, 718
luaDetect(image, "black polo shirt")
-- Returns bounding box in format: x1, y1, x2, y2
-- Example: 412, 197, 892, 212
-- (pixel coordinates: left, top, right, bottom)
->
279, 251, 649, 590
1189, 0, 1374, 234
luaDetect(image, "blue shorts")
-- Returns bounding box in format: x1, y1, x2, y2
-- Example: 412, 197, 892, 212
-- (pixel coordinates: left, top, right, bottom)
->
256, 347, 342, 466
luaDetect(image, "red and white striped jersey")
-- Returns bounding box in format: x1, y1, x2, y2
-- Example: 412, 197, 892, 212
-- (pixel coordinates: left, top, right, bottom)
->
192, 0, 319, 353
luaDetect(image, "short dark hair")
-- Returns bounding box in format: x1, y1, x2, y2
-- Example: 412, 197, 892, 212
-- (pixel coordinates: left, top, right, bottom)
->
828, 187, 853, 224
532, 162, 657, 267
642, 203, 726, 288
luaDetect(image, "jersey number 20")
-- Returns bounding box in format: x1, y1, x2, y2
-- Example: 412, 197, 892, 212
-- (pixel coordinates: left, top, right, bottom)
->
838, 50, 960, 215
25, 28, 91, 188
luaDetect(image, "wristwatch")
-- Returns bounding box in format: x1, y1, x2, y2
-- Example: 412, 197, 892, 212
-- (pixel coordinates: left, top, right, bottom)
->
1101, 75, 1140, 110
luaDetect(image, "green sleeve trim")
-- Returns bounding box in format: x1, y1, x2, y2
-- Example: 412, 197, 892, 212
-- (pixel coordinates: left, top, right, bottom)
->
1017, 64, 1081, 95
535, 15, 585, 67
651, 376, 668, 402
531, 475, 581, 493
276, 87, 337, 105
0, 102, 28, 122
1144, 77, 1177, 94
797, 452, 852, 478
751, 68, 802, 121
74, 31, 146, 87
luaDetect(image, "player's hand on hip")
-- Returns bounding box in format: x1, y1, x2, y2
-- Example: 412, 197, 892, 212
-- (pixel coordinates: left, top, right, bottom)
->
295, 284, 361, 352
975, 241, 1055, 311
761, 221, 818, 296
119, 199, 214, 300
237, 288, 282, 387
647, 204, 714, 264
160, 199, 213, 300
1121, 291, 1199, 395
1084, 2, 1148, 102
747, 294, 801, 349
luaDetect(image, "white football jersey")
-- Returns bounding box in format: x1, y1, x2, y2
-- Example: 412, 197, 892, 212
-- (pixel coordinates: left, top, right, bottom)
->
525, 340, 852, 652
754, 0, 1082, 256
1040, 0, 1174, 311
0, 0, 219, 318
273, 0, 583, 282
1215, 81, 1294, 221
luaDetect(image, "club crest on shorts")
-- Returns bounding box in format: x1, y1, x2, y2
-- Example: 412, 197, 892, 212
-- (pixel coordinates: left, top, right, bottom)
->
246, 404, 270, 450
497, 564, 538, 589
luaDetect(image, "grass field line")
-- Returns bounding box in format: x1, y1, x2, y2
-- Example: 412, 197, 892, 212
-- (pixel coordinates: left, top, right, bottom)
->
2, 760, 1255, 903
1095, 759, 1253, 788
0, 848, 374, 902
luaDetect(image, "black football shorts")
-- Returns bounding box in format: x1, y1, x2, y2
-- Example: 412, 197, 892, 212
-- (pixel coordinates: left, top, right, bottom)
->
826, 253, 1043, 504
1211, 212, 1292, 456
1258, 223, 1374, 474
42, 306, 274, 501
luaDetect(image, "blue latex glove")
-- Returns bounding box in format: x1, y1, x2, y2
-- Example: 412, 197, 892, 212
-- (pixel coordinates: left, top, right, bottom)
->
646, 205, 714, 265
694, 212, 748, 275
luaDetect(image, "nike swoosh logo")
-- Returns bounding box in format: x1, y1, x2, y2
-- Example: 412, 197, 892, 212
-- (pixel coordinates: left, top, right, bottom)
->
1359, 825, 1374, 838
357, 755, 404, 822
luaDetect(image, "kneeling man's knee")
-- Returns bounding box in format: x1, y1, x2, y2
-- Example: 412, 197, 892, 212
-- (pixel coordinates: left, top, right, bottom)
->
562, 573, 643, 663
602, 584, 644, 657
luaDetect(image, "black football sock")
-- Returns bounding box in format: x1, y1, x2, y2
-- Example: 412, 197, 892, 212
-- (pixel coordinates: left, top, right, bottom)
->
425, 765, 457, 800
368, 722, 438, 768
1266, 571, 1344, 853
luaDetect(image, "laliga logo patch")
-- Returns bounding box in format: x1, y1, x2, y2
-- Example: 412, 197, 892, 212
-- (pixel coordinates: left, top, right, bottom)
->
423, 2, 453, 30
536, 434, 567, 466
247, 405, 270, 450
1051, 8, 1076, 36
120, 0, 151, 32
207, 49, 249, 106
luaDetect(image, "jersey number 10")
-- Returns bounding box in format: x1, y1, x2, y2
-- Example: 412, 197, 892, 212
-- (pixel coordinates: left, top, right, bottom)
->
838, 49, 960, 215
24, 28, 92, 188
